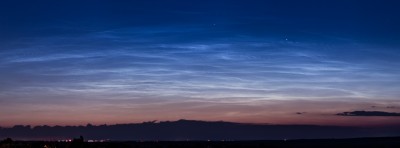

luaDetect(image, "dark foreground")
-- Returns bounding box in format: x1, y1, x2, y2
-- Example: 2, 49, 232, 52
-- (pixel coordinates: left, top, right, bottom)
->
2, 137, 400, 148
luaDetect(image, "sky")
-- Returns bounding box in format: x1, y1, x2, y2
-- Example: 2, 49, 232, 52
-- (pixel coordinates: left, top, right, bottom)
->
1, 0, 400, 127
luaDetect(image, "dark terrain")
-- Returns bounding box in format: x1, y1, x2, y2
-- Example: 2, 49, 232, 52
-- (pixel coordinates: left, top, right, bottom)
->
2, 120, 400, 141
1, 137, 400, 148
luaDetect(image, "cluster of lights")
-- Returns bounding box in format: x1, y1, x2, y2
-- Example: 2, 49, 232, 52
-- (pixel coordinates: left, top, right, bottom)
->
56, 139, 109, 142
57, 139, 72, 142
87, 139, 109, 143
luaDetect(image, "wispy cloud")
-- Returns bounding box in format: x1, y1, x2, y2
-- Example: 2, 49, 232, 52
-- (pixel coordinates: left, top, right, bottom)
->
1, 25, 400, 125
337, 111, 400, 117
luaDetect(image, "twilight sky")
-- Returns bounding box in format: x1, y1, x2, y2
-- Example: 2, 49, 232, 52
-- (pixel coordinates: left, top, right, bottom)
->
1, 0, 400, 127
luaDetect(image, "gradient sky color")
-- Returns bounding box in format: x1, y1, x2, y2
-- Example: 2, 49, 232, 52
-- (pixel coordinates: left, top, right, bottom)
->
1, 0, 400, 127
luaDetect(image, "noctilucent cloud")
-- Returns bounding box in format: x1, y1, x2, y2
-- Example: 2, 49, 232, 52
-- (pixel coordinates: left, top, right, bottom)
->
1, 0, 400, 126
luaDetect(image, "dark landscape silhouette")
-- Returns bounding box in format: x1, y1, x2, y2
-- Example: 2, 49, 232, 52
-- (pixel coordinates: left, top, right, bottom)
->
2, 119, 400, 141
2, 137, 400, 148
2, 120, 400, 148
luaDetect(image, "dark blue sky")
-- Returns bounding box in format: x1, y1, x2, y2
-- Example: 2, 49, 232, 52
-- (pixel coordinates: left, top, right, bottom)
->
1, 0, 399, 44
1, 0, 400, 126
